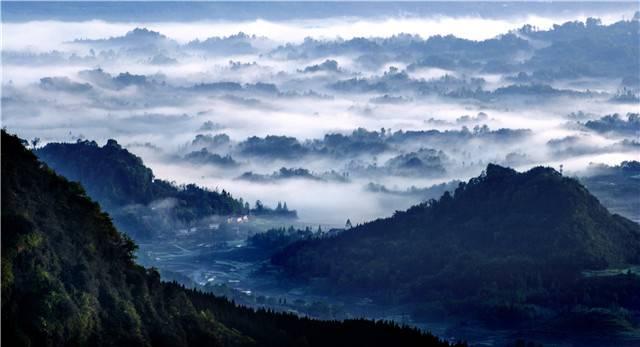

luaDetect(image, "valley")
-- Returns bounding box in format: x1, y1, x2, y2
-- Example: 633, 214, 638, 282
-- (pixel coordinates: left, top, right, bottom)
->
2, 2, 639, 346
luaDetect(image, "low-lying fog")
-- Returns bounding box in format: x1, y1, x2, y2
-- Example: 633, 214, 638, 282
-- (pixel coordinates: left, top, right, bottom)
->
2, 2, 639, 224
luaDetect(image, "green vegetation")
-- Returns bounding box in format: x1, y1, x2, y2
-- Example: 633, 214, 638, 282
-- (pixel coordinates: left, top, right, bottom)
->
250, 200, 298, 219
1, 130, 461, 347
37, 139, 243, 214
248, 226, 316, 252
35, 140, 245, 240
272, 164, 640, 336
36, 139, 299, 240
521, 17, 639, 80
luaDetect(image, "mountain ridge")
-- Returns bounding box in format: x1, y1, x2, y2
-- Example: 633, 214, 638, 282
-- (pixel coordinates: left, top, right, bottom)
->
271, 163, 640, 336
35, 139, 246, 240
2, 130, 460, 346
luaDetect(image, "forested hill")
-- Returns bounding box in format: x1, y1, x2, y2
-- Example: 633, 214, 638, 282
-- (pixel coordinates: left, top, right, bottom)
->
1, 130, 461, 346
35, 139, 245, 239
275, 163, 640, 277
272, 164, 640, 335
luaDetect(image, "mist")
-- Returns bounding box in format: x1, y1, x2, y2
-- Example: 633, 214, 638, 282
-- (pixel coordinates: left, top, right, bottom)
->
2, 2, 639, 225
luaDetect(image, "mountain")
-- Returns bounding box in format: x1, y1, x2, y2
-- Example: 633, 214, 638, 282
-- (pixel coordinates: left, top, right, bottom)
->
273, 16, 639, 81
36, 139, 245, 240
272, 164, 640, 339
74, 27, 179, 54
1, 131, 461, 346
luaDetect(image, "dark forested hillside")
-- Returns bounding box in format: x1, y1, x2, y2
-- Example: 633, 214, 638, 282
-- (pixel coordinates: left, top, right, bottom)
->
36, 139, 243, 213
35, 139, 245, 239
272, 164, 640, 339
1, 131, 461, 346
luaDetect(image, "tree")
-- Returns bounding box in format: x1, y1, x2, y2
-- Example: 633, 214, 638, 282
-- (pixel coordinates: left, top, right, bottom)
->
345, 219, 353, 229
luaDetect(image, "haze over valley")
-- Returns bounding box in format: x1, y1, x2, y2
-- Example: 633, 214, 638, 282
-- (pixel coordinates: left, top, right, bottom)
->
3, 2, 639, 225
2, 2, 640, 346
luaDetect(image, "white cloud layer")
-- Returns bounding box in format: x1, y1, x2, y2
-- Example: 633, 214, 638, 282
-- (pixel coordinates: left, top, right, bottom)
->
2, 7, 639, 224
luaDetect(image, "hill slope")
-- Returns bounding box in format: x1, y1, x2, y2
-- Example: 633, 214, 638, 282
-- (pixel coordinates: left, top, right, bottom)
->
36, 139, 245, 240
272, 164, 640, 334
1, 130, 459, 347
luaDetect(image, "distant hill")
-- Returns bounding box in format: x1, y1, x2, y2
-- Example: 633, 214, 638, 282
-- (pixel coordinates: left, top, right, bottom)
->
36, 139, 245, 240
579, 161, 640, 223
1, 130, 460, 347
273, 164, 640, 338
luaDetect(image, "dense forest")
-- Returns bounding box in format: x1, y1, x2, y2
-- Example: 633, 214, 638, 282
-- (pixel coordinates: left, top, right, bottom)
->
35, 140, 296, 240
36, 139, 243, 214
272, 164, 640, 340
274, 14, 639, 83
247, 227, 319, 257
1, 130, 463, 346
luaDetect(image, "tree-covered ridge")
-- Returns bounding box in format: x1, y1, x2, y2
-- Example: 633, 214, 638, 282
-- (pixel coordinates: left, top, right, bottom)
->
35, 139, 249, 239
518, 16, 639, 80
275, 164, 640, 275
248, 226, 317, 252
36, 139, 244, 213
273, 14, 639, 83
2, 131, 245, 346
272, 164, 640, 335
1, 130, 462, 346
